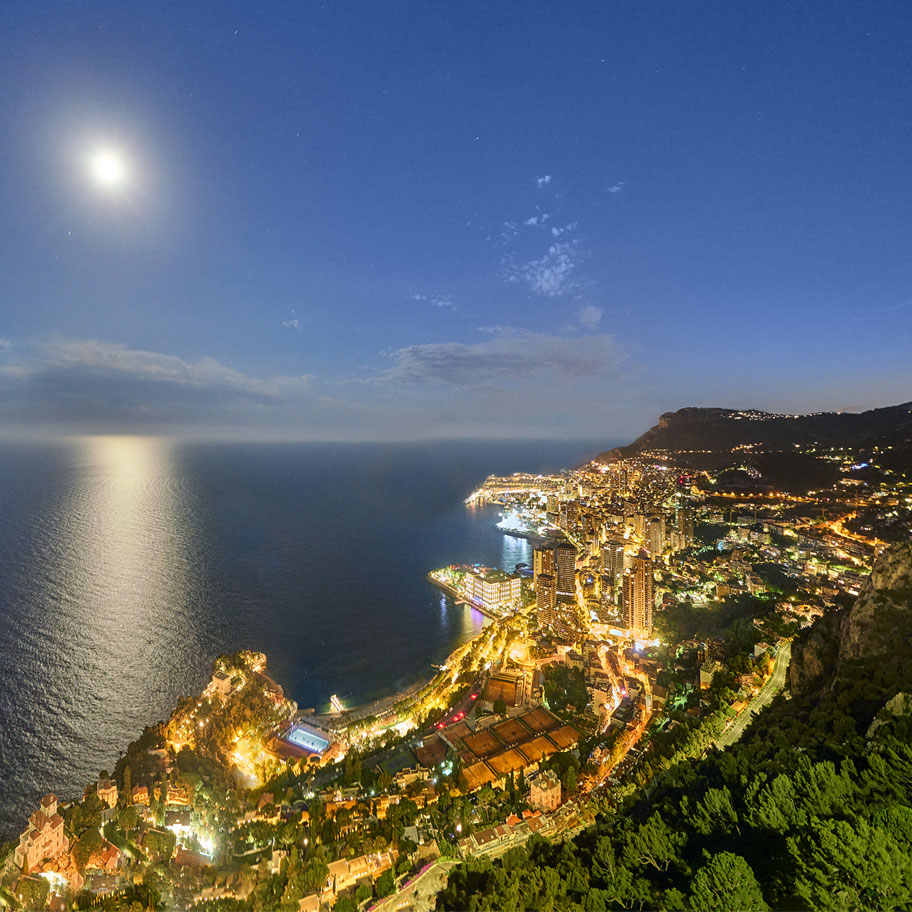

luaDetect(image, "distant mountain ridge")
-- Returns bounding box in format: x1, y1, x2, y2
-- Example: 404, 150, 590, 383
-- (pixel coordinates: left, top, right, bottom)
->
598, 401, 912, 461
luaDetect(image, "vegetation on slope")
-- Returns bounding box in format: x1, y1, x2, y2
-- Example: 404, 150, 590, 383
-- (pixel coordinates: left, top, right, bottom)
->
438, 545, 912, 912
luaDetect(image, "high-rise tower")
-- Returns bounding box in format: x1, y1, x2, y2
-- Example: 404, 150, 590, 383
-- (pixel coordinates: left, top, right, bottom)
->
622, 552, 653, 636
553, 542, 577, 599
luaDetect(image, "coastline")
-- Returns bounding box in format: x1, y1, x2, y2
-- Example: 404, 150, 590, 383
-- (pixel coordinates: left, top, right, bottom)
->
425, 573, 502, 622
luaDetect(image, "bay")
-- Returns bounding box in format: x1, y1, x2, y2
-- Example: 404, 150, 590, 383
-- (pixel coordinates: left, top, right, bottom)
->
0, 436, 607, 837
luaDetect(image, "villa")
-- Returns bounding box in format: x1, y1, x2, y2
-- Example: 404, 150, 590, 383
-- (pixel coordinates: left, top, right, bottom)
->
14, 795, 68, 871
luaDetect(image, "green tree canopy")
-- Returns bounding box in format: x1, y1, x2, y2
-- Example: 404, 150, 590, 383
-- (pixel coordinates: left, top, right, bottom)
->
689, 852, 769, 912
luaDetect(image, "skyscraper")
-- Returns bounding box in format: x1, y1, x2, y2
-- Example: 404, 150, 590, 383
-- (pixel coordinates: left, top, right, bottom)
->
647, 515, 665, 559
601, 539, 625, 592
676, 502, 695, 547
533, 545, 555, 582
622, 552, 653, 636
535, 573, 557, 628
553, 542, 577, 599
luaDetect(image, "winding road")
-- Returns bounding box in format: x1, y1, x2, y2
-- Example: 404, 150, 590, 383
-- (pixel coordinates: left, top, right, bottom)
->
716, 641, 792, 750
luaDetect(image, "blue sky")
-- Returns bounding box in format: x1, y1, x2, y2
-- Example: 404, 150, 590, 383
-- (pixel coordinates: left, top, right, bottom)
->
1, 2, 910, 440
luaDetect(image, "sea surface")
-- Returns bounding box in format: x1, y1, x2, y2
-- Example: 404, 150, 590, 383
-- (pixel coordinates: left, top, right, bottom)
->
0, 436, 608, 837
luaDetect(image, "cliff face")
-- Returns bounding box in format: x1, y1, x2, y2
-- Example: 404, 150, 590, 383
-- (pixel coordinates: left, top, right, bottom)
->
788, 609, 842, 694
838, 542, 912, 662
790, 543, 912, 694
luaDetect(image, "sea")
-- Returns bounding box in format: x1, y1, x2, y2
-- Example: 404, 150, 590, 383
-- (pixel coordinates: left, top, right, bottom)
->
0, 436, 608, 838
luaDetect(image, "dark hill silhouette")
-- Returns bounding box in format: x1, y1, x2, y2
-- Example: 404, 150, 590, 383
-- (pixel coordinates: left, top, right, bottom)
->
598, 401, 912, 461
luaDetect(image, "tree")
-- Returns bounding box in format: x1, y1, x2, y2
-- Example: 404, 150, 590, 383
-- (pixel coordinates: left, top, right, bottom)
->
16, 876, 49, 910
747, 773, 803, 833
788, 817, 912, 912
690, 786, 740, 836
73, 827, 105, 871
689, 852, 768, 911
625, 813, 684, 873
493, 697, 507, 716
119, 804, 140, 831
301, 855, 329, 893
376, 869, 395, 898
143, 827, 177, 863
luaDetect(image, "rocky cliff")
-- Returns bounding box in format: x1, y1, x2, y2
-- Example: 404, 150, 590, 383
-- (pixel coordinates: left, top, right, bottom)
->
789, 542, 912, 694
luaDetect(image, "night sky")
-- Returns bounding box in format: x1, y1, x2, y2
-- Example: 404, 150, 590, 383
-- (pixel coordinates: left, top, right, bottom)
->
1, 2, 910, 440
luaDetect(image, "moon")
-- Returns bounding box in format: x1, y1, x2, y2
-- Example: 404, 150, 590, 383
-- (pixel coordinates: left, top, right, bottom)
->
90, 149, 128, 187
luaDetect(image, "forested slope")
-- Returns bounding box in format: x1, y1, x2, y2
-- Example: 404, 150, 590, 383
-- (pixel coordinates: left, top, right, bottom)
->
438, 544, 912, 912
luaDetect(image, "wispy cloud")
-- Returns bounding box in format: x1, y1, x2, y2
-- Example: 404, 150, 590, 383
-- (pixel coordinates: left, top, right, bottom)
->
506, 241, 581, 297
282, 319, 300, 329
379, 327, 620, 388
38, 339, 313, 399
607, 181, 625, 194
0, 335, 640, 440
577, 305, 602, 329
523, 214, 551, 228
536, 174, 552, 188
0, 338, 348, 437
0, 338, 10, 353
411, 293, 456, 311
550, 221, 577, 238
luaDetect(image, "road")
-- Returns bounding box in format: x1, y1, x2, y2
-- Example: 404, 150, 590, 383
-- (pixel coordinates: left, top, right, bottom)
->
716, 641, 791, 750
424, 674, 485, 736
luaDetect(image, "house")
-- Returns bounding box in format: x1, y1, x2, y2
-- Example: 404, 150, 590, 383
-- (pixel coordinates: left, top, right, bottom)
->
211, 670, 232, 697
165, 784, 190, 806
699, 661, 724, 690
529, 769, 562, 813
651, 683, 668, 710
14, 795, 68, 871
86, 841, 122, 875
97, 778, 118, 809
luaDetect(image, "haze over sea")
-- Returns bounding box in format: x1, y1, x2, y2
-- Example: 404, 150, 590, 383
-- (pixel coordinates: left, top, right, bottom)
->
0, 437, 607, 837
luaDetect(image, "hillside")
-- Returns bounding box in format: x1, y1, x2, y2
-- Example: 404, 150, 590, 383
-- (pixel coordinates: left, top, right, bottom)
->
438, 544, 912, 911
597, 401, 912, 462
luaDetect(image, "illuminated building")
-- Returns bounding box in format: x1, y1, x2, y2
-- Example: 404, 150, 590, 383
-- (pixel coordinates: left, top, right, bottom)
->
601, 539, 625, 584
466, 567, 522, 611
210, 671, 231, 697
96, 778, 118, 809
559, 502, 579, 531
647, 515, 665, 559
553, 542, 577, 599
699, 660, 723, 690
14, 795, 68, 871
535, 572, 557, 626
622, 552, 653, 636
533, 545, 555, 583
529, 769, 562, 812
675, 497, 695, 547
